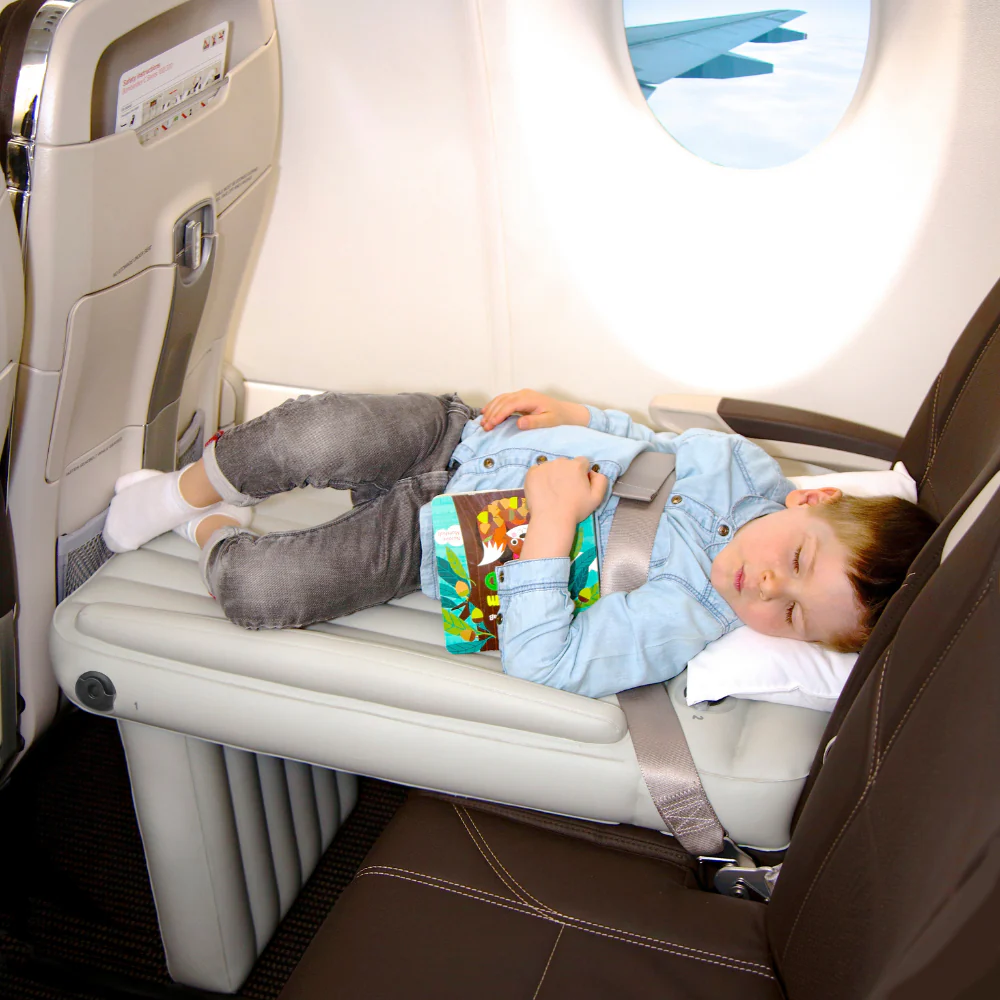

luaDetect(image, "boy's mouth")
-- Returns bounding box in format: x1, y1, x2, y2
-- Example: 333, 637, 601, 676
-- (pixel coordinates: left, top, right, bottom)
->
734, 567, 744, 593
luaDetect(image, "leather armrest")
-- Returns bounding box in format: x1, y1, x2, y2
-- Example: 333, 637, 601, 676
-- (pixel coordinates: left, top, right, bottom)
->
649, 395, 902, 462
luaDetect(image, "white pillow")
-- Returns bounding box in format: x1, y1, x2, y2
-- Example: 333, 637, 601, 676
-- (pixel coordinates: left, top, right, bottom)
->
685, 627, 857, 712
786, 462, 917, 503
685, 462, 917, 711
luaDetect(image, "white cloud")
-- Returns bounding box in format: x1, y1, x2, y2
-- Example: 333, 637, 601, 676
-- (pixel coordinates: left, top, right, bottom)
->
625, 1, 870, 168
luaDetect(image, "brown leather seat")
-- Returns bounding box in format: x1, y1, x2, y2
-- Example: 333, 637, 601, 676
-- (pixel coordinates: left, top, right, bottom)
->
279, 794, 779, 999
278, 287, 1000, 999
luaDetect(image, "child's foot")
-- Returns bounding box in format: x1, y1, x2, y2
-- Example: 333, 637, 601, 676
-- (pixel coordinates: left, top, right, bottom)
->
172, 504, 253, 546
103, 466, 218, 553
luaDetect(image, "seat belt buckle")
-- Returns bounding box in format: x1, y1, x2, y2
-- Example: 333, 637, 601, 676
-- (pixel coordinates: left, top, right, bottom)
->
713, 864, 779, 903
698, 838, 779, 902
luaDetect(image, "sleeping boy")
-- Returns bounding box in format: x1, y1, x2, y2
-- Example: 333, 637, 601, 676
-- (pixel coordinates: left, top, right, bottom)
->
103, 389, 937, 699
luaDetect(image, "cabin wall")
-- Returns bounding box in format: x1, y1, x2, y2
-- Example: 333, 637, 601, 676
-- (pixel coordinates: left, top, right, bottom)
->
230, 0, 1000, 434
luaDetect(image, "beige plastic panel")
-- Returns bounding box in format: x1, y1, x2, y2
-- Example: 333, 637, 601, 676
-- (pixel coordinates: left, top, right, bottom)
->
177, 167, 277, 442
0, 363, 17, 443
9, 3, 280, 764
9, 370, 63, 747
0, 196, 23, 373
0, 180, 18, 760
23, 32, 280, 372
46, 266, 175, 482
36, 0, 275, 146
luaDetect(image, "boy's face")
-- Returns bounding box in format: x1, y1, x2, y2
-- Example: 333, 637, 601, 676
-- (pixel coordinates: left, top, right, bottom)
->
710, 488, 862, 645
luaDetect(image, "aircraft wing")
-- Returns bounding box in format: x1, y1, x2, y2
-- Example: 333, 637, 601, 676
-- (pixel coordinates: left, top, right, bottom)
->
626, 9, 806, 97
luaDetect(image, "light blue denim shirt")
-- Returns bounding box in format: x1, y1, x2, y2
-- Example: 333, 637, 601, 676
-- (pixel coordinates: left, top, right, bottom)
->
418, 407, 793, 698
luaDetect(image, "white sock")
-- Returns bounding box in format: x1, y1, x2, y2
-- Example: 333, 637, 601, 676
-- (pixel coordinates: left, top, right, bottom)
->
172, 504, 253, 545
103, 465, 216, 553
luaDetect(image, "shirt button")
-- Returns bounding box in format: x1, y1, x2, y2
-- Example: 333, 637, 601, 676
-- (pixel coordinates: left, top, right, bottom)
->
495, 613, 503, 624
670, 495, 682, 505
498, 570, 504, 583
483, 457, 494, 468
718, 524, 730, 537
535, 455, 547, 463
591, 464, 600, 473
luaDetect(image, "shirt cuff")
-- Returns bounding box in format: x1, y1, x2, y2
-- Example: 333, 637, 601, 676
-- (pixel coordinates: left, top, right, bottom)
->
585, 405, 611, 434
496, 556, 571, 593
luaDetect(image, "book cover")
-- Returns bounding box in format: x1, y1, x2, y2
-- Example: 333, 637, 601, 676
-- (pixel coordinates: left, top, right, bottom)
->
431, 489, 600, 654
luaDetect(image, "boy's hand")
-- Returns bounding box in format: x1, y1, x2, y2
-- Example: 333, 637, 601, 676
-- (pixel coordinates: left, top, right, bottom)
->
520, 458, 608, 561
481, 390, 590, 432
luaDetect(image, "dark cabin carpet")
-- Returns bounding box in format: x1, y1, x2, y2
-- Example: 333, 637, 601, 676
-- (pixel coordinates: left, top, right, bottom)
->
0, 709, 407, 999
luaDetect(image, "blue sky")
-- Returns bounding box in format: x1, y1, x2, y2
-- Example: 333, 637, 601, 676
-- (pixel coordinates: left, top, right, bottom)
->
622, 1, 871, 168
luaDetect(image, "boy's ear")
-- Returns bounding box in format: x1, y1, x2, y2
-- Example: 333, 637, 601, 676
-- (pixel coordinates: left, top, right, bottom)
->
784, 486, 843, 508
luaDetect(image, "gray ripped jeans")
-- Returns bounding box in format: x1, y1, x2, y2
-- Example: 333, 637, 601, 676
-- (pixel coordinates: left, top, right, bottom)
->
200, 391, 475, 628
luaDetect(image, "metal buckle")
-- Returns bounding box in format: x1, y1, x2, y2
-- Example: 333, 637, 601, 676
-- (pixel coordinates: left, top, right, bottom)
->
698, 839, 779, 902
713, 864, 779, 903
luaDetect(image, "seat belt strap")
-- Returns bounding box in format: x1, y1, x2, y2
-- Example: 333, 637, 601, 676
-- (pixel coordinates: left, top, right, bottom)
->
617, 685, 725, 856
604, 450, 726, 856
603, 451, 678, 593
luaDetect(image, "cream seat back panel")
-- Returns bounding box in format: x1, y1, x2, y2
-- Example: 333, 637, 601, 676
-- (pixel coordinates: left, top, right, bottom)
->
0, 180, 24, 775
24, 31, 279, 372
9, 0, 280, 755
46, 267, 176, 484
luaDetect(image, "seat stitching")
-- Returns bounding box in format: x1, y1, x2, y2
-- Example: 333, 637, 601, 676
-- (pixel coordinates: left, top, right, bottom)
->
454, 805, 552, 911
359, 864, 521, 906
869, 647, 891, 779
457, 808, 770, 970
355, 869, 776, 980
459, 814, 772, 972
532, 925, 563, 1000
780, 577, 992, 961
452, 805, 533, 904
879, 575, 993, 762
921, 323, 999, 489
918, 373, 942, 491
934, 323, 999, 444
359, 864, 773, 973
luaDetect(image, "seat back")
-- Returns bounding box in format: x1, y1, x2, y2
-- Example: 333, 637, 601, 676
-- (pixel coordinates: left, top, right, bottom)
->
768, 455, 1000, 997
5, 0, 279, 754
793, 276, 1000, 819
897, 275, 1000, 522
0, 159, 24, 777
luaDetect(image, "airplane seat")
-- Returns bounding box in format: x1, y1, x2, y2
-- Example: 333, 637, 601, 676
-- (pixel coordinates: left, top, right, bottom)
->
47, 262, 1000, 995
0, 162, 25, 777
273, 451, 1000, 998
6, 0, 283, 753
0, 0, 359, 989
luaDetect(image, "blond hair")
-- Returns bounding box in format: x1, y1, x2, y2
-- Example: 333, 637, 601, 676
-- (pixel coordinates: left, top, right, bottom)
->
810, 494, 937, 653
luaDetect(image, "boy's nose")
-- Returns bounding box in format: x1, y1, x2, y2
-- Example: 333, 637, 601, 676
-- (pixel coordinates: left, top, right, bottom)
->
759, 569, 782, 600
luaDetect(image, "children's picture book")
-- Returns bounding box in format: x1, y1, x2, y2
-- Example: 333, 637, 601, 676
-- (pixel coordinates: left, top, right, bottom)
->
431, 489, 600, 654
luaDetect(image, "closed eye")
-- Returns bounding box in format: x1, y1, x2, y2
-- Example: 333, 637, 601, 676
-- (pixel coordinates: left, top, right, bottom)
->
793, 545, 802, 573
785, 602, 795, 626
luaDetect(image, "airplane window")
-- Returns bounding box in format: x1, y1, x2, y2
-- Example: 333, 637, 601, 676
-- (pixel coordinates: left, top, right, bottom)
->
623, 1, 871, 168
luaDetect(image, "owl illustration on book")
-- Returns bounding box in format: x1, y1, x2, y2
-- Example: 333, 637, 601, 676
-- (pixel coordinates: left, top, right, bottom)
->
476, 495, 529, 567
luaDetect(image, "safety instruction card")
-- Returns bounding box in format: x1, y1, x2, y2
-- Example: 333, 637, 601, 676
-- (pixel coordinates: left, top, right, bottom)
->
115, 22, 230, 139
